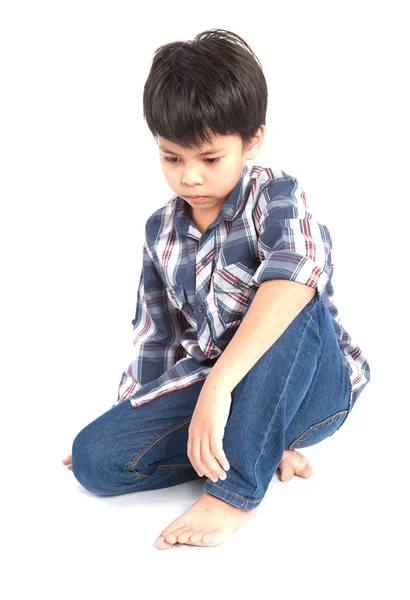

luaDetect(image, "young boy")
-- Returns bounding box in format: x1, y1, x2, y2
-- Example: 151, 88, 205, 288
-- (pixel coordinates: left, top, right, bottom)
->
63, 28, 371, 549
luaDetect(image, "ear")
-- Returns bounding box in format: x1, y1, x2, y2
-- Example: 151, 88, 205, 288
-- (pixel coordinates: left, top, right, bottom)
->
245, 125, 265, 160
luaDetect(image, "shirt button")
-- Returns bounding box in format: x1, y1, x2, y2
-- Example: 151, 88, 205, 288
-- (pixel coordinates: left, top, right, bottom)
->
198, 372, 206, 378
198, 304, 203, 313
201, 258, 208, 265
234, 280, 241, 288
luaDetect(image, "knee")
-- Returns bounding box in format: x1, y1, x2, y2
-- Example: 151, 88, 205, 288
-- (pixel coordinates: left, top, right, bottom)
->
71, 424, 111, 495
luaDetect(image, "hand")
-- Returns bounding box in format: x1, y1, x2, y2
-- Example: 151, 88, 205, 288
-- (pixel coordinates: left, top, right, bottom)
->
187, 384, 232, 482
62, 455, 72, 470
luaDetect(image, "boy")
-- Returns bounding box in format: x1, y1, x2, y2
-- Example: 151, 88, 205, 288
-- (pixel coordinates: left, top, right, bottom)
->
63, 28, 371, 549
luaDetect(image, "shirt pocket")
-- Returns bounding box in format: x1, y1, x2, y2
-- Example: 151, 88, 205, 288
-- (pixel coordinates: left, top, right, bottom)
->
212, 260, 258, 329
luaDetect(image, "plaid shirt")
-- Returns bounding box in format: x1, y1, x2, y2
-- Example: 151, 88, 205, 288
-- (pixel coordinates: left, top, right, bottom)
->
115, 164, 370, 410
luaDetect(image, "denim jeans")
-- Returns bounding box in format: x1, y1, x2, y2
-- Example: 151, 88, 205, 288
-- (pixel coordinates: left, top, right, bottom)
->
71, 294, 355, 510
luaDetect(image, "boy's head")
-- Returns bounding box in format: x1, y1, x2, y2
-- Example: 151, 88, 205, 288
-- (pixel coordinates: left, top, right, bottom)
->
143, 29, 267, 215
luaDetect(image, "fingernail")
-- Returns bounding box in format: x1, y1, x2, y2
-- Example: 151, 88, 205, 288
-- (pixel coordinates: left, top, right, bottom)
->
156, 536, 165, 543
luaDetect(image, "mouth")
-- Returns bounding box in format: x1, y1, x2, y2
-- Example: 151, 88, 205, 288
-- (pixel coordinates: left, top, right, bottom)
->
186, 195, 207, 202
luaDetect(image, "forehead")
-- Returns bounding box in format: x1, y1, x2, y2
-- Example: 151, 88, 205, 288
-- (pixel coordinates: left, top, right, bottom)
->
157, 134, 239, 155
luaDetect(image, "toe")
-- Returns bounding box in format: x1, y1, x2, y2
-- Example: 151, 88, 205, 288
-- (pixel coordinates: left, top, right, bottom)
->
302, 463, 313, 477
202, 531, 220, 544
189, 530, 206, 544
188, 530, 222, 546
169, 526, 189, 543
287, 450, 313, 478
294, 455, 311, 475
177, 529, 195, 544
158, 521, 184, 545
279, 460, 294, 482
153, 536, 173, 550
165, 532, 177, 544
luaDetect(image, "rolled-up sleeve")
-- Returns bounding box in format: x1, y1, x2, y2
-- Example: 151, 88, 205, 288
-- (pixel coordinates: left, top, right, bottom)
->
251, 175, 333, 297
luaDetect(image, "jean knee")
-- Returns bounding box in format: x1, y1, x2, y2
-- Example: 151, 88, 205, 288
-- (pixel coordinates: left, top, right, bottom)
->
71, 426, 108, 495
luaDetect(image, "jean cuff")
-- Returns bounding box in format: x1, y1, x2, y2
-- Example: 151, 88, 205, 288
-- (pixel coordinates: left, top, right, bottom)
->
202, 479, 262, 510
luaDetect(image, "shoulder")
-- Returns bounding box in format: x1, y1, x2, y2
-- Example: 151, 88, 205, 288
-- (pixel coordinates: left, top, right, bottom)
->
250, 165, 312, 226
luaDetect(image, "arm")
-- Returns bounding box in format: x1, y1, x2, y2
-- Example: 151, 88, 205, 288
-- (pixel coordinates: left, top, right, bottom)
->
202, 278, 316, 394
116, 226, 187, 405
204, 174, 332, 395
187, 174, 332, 480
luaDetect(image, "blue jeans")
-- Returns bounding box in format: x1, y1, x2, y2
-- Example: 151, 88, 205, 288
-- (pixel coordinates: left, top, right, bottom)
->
71, 294, 355, 510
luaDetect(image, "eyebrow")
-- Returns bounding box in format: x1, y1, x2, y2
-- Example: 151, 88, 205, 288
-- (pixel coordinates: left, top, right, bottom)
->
159, 145, 226, 156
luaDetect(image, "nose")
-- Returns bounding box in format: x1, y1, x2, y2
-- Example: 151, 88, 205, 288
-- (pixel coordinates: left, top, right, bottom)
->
181, 168, 203, 188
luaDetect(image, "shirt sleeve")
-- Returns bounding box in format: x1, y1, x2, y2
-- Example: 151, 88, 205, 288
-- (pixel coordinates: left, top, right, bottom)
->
113, 229, 186, 407
251, 174, 333, 296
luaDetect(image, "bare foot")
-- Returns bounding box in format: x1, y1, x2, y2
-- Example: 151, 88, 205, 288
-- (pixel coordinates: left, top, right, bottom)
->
277, 449, 313, 482
154, 491, 258, 549
62, 455, 72, 470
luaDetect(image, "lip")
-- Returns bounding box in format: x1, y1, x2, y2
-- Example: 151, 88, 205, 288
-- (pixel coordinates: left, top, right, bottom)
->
187, 195, 207, 202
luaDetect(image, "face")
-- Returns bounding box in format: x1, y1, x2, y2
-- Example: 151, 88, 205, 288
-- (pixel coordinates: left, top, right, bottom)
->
156, 127, 265, 217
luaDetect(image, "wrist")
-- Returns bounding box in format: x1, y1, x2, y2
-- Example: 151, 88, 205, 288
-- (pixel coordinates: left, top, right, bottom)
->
202, 375, 233, 396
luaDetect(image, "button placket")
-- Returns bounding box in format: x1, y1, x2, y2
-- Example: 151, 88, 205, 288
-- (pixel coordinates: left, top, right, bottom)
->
195, 248, 214, 319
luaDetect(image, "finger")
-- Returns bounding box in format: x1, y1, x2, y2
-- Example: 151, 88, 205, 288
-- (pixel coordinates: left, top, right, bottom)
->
187, 435, 197, 474
201, 439, 223, 481
214, 452, 230, 474
210, 444, 229, 478
211, 445, 230, 472
191, 435, 205, 477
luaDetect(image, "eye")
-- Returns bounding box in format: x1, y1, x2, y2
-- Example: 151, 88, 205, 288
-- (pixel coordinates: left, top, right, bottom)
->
163, 157, 221, 164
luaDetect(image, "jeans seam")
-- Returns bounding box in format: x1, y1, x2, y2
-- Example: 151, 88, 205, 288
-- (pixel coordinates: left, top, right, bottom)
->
288, 410, 349, 449
156, 464, 194, 470
204, 480, 263, 505
124, 416, 192, 476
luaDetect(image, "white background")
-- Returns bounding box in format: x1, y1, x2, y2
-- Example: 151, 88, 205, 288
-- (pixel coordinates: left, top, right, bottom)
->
1, 1, 409, 598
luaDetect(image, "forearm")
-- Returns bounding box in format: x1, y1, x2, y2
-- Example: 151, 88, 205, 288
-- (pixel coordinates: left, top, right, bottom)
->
203, 279, 317, 394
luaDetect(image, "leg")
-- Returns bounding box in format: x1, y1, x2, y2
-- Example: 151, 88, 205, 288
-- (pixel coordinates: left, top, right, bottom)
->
71, 379, 208, 496
201, 294, 352, 509
154, 294, 352, 549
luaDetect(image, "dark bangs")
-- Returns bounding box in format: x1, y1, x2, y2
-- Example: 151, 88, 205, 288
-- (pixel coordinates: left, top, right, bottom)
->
143, 28, 268, 151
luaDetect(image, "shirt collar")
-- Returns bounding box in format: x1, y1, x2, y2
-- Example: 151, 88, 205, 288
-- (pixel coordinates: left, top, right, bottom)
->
159, 163, 250, 238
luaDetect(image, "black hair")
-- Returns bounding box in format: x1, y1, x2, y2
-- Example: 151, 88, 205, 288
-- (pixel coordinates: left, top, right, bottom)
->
143, 28, 268, 152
